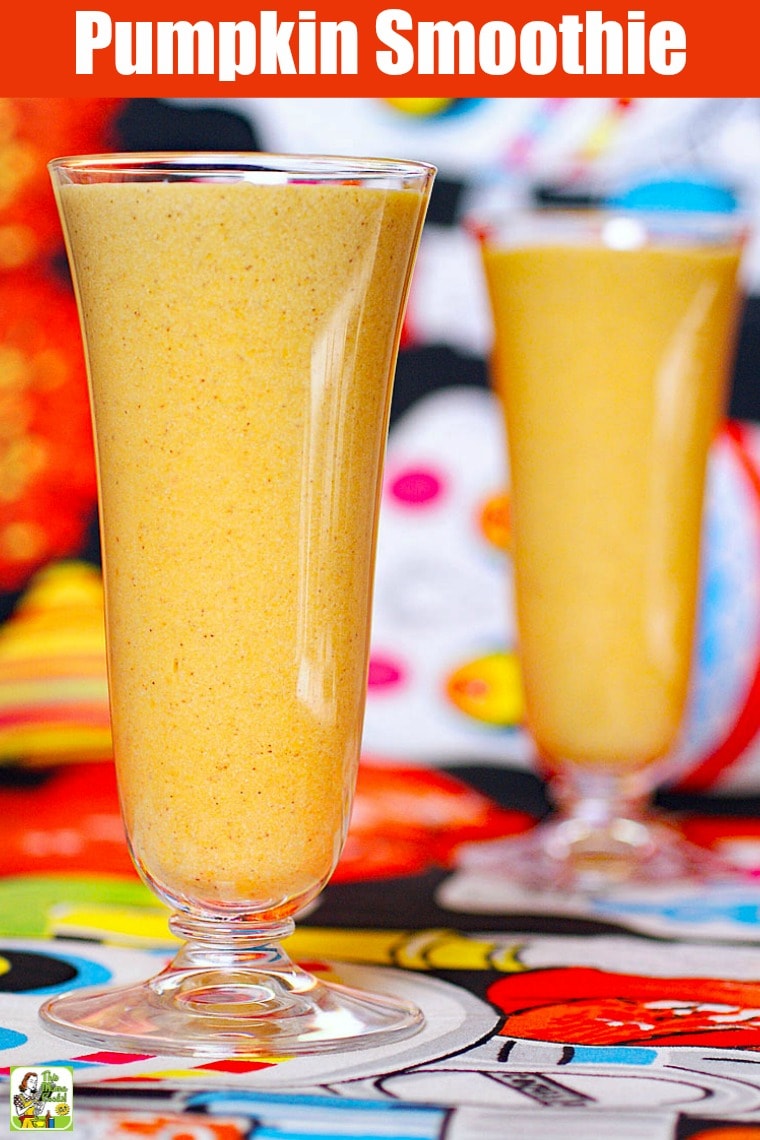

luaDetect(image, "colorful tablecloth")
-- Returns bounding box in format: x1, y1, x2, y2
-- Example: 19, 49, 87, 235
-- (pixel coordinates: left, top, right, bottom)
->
3, 757, 760, 1138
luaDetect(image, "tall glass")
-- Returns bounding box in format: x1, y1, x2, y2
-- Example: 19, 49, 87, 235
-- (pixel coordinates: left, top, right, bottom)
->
42, 152, 434, 1055
468, 208, 745, 891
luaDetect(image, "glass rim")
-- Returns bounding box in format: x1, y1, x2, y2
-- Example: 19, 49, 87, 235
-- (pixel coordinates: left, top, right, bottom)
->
48, 150, 436, 185
471, 205, 750, 250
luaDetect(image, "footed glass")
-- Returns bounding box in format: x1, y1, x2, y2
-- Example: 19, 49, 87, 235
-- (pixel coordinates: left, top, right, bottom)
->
41, 152, 434, 1056
466, 207, 746, 892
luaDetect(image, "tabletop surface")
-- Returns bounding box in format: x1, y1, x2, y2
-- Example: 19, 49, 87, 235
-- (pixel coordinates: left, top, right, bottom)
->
2, 756, 760, 1139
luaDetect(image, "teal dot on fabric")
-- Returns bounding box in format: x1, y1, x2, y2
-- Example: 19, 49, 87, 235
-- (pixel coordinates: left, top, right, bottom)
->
570, 1045, 658, 1065
609, 177, 738, 214
0, 1026, 27, 1049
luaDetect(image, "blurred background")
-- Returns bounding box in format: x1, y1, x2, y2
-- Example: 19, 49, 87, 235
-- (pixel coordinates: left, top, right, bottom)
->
1, 96, 759, 798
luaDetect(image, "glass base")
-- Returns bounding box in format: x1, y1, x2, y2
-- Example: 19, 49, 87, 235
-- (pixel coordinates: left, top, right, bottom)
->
39, 918, 423, 1058
459, 760, 738, 894
459, 813, 733, 893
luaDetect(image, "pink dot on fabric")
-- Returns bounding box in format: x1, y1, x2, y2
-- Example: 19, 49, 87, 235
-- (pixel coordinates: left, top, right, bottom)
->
74, 1051, 154, 1063
367, 654, 406, 690
388, 467, 444, 506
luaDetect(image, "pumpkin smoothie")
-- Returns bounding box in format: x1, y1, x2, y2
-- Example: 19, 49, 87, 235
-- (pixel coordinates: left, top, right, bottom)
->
483, 229, 742, 771
57, 177, 427, 913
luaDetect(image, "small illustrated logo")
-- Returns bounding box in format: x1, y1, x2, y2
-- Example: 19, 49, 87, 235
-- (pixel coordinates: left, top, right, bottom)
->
9, 1066, 73, 1130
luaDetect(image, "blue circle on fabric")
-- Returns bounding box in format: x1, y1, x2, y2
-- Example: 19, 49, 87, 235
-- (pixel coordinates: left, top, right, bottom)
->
609, 176, 738, 214
0, 1026, 27, 1049
24, 952, 112, 996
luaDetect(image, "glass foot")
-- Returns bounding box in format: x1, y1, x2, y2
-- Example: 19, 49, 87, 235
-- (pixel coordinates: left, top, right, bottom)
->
39, 919, 423, 1057
458, 813, 735, 893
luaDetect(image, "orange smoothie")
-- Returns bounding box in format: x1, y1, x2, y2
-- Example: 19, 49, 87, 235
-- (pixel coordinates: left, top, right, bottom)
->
58, 179, 426, 913
483, 233, 742, 770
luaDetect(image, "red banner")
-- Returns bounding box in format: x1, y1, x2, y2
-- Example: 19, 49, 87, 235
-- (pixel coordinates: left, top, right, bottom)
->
3, 0, 758, 97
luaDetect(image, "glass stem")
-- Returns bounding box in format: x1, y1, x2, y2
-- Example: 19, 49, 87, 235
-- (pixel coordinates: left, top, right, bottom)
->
150, 912, 316, 1003
552, 764, 653, 829
542, 763, 664, 874
169, 912, 296, 949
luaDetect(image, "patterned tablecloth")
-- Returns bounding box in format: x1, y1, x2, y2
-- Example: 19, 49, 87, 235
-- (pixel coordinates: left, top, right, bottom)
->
3, 755, 760, 1139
